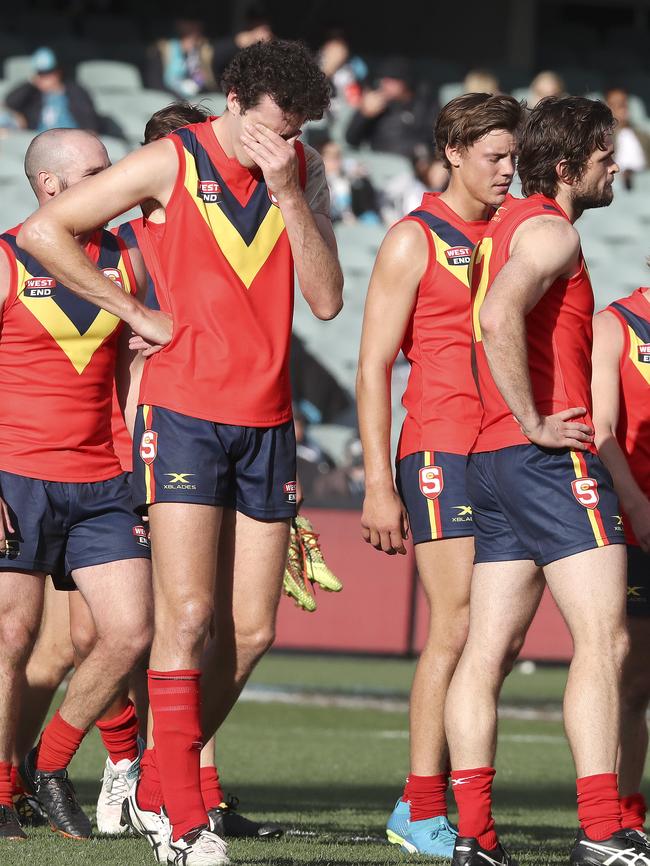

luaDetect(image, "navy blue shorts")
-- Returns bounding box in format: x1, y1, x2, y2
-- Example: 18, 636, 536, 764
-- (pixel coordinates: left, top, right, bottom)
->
132, 405, 297, 520
0, 470, 150, 589
396, 451, 474, 544
627, 545, 650, 617
467, 445, 625, 567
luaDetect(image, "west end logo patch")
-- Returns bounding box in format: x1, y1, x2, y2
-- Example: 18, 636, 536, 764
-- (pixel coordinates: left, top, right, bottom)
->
284, 481, 297, 502
638, 343, 650, 363
444, 247, 472, 266
198, 180, 222, 203
571, 477, 600, 510
23, 277, 56, 298
419, 465, 444, 501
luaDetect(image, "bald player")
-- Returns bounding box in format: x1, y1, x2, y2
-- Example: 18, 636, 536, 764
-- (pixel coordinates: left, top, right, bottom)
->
0, 129, 152, 841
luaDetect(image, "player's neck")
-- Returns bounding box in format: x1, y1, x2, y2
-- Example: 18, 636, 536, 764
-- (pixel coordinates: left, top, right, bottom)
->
553, 188, 580, 223
439, 182, 490, 222
211, 113, 235, 157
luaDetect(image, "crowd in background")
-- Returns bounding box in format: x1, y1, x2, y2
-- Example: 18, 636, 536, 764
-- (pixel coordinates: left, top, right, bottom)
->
1, 8, 650, 509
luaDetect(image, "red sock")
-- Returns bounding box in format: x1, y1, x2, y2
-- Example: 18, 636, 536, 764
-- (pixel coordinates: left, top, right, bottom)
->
137, 748, 164, 813
577, 773, 622, 841
451, 767, 498, 850
200, 765, 225, 811
0, 761, 12, 808
148, 669, 207, 841
96, 699, 139, 764
36, 710, 86, 772
621, 793, 647, 832
404, 773, 449, 821
10, 765, 24, 798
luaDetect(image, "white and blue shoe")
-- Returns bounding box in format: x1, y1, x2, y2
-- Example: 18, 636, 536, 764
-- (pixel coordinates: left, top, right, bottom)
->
386, 798, 411, 846
401, 815, 458, 857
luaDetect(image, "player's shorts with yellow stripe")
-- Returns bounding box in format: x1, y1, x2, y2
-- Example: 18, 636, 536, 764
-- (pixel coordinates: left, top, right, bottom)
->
396, 451, 474, 544
467, 444, 625, 567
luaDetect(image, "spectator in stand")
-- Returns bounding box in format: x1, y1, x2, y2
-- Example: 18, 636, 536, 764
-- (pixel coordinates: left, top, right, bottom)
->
146, 18, 217, 97
318, 29, 367, 114
529, 70, 565, 106
345, 57, 436, 157
605, 86, 650, 189
462, 68, 500, 94
383, 143, 448, 222
5, 47, 102, 132
318, 139, 381, 224
211, 6, 273, 81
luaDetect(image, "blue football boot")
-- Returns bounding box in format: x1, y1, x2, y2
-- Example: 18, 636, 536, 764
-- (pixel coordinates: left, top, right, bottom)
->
402, 815, 458, 857
386, 798, 410, 846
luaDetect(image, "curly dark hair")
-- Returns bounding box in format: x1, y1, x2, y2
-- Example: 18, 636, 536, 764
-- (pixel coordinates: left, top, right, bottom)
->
221, 39, 331, 120
518, 96, 615, 198
435, 93, 524, 170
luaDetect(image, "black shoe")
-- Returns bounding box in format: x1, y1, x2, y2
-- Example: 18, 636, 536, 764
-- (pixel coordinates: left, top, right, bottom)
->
208, 796, 283, 839
20, 748, 92, 839
571, 828, 650, 865
13, 793, 47, 828
0, 805, 27, 840
453, 836, 518, 866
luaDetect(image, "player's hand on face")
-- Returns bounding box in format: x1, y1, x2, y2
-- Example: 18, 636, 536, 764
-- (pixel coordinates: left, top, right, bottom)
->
361, 487, 409, 555
240, 123, 300, 200
627, 497, 650, 554
520, 407, 594, 451
0, 497, 15, 548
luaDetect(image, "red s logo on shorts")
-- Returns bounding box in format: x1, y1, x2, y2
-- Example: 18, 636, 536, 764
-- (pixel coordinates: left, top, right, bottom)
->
139, 430, 158, 465
571, 477, 600, 510
419, 465, 444, 500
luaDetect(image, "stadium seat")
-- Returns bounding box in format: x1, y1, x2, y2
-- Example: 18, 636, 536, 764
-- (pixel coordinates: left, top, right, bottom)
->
3, 56, 33, 86
93, 90, 172, 143
76, 60, 142, 93
0, 130, 36, 162
352, 150, 411, 188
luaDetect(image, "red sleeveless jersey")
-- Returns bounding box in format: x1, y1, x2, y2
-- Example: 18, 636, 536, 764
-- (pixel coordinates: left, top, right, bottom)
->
397, 194, 486, 459
605, 288, 650, 544
138, 118, 306, 426
0, 226, 136, 481
470, 194, 595, 453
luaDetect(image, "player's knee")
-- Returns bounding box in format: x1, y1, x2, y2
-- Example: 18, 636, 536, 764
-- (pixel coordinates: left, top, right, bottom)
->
70, 619, 97, 661
162, 598, 214, 653
0, 615, 39, 663
236, 623, 275, 664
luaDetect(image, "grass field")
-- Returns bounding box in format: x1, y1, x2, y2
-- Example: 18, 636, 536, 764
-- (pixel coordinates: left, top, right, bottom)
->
2, 654, 605, 865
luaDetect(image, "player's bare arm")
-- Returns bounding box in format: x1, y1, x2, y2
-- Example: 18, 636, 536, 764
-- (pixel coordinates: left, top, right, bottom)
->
592, 310, 650, 551
0, 246, 14, 544
241, 123, 343, 320
17, 140, 178, 346
357, 221, 427, 555
479, 215, 593, 450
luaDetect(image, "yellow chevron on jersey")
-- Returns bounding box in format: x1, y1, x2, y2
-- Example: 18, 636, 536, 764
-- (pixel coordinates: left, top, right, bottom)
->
16, 256, 132, 375
181, 145, 285, 289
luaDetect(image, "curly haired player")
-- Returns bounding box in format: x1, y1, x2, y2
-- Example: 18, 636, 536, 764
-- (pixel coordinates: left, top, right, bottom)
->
18, 41, 343, 866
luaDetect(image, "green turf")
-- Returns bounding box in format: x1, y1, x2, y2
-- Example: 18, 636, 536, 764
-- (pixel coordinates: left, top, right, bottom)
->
0, 654, 614, 865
